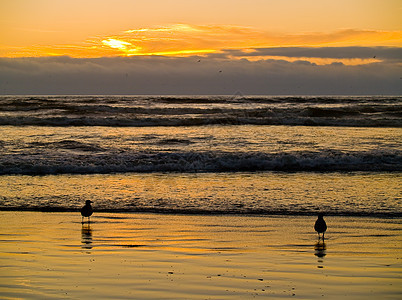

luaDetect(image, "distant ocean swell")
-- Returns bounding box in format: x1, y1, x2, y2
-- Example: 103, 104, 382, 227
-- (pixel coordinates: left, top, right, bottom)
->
1, 150, 400, 175
0, 114, 400, 127
0, 95, 401, 127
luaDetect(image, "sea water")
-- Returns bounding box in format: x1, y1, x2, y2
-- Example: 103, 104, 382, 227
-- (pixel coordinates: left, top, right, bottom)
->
0, 95, 401, 216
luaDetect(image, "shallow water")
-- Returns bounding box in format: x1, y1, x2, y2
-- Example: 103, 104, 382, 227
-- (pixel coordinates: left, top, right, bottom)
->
1, 172, 401, 216
0, 212, 401, 299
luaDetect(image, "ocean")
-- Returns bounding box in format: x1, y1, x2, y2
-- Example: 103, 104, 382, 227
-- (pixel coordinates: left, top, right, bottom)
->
0, 95, 401, 216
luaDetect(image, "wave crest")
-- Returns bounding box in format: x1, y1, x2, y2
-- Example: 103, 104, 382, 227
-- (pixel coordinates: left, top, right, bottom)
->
1, 150, 400, 175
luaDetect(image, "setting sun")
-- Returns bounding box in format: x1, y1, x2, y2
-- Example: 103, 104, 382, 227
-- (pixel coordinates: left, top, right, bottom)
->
102, 39, 132, 50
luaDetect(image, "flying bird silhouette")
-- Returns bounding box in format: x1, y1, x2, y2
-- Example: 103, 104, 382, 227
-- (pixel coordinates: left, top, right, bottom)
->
81, 200, 93, 224
314, 213, 327, 240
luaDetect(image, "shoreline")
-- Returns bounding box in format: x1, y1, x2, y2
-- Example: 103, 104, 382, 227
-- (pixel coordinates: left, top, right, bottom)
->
1, 211, 401, 299
1, 207, 402, 218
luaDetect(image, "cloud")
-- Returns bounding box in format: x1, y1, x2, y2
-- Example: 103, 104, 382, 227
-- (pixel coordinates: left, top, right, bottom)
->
94, 26, 402, 58
226, 47, 402, 60
2, 24, 402, 58
0, 54, 401, 95
222, 46, 402, 65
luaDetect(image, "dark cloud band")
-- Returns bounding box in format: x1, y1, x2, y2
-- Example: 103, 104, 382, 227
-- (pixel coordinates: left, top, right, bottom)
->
0, 49, 401, 95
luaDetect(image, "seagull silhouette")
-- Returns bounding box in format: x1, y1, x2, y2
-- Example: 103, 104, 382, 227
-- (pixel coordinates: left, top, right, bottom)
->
314, 213, 327, 240
81, 200, 93, 224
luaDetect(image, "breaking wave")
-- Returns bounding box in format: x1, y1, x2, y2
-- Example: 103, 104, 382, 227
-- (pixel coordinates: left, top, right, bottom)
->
1, 149, 400, 175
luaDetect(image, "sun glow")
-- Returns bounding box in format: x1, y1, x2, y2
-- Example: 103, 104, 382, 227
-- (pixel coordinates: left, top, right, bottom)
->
102, 39, 131, 50
1, 23, 401, 66
101, 38, 141, 55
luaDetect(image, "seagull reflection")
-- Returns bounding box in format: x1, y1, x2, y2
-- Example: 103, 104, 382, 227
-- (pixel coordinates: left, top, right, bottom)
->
81, 223, 93, 250
314, 240, 326, 258
314, 240, 327, 269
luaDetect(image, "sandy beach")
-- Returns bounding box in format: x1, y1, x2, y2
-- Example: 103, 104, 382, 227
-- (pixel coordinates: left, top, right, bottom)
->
0, 211, 400, 299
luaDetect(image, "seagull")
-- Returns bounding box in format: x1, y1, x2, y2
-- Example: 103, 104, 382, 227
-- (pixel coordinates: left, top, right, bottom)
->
314, 213, 327, 240
81, 200, 93, 224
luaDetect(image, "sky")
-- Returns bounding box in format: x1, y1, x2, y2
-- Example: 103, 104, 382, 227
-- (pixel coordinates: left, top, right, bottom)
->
0, 0, 401, 95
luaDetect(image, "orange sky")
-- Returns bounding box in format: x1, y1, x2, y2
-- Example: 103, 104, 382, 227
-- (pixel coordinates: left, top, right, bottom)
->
1, 0, 401, 62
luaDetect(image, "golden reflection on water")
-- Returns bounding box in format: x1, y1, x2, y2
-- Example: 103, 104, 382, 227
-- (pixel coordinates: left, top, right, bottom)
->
2, 125, 400, 150
81, 223, 93, 251
314, 241, 327, 258
1, 172, 400, 215
314, 240, 327, 269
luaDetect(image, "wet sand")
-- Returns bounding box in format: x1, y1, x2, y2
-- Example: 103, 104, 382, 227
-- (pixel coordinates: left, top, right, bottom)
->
0, 211, 401, 299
